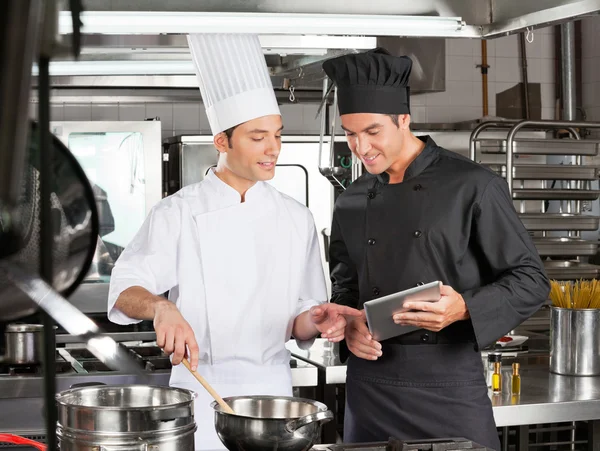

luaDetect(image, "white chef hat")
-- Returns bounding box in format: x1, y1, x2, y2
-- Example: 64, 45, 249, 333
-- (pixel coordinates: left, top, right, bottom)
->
187, 33, 280, 135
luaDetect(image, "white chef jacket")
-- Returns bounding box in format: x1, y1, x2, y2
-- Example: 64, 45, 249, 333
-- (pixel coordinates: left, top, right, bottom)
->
107, 169, 327, 450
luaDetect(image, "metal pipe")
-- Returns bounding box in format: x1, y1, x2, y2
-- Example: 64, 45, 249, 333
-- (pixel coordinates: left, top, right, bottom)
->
317, 77, 328, 170
0, 1, 43, 209
481, 40, 489, 117
38, 55, 58, 451
519, 33, 530, 119
329, 86, 338, 169
561, 22, 577, 121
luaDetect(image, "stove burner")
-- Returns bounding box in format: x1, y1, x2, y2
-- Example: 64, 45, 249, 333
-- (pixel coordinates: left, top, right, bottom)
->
0, 352, 73, 376
144, 356, 172, 371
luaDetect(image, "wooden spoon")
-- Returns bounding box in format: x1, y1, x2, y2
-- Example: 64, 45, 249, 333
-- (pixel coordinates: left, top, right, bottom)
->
181, 358, 236, 414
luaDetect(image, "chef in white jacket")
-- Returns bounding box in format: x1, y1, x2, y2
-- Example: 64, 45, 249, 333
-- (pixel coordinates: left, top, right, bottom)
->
107, 33, 360, 450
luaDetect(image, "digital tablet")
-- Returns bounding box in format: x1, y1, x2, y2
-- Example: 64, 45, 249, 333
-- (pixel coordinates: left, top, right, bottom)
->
363, 281, 442, 342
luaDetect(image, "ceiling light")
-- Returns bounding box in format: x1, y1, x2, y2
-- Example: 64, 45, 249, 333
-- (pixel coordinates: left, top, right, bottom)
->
59, 11, 474, 38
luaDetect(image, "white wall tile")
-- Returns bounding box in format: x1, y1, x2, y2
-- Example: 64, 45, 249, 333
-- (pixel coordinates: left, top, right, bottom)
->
161, 130, 175, 140
118, 104, 145, 121
495, 35, 519, 58
447, 38, 475, 56
542, 107, 556, 120
471, 81, 483, 108
64, 104, 91, 121
91, 104, 119, 121
411, 93, 426, 106
540, 83, 556, 110
447, 81, 476, 107
582, 82, 595, 109
582, 58, 595, 85
173, 129, 202, 137
411, 106, 427, 123
540, 34, 555, 60
589, 107, 600, 122
50, 104, 64, 121
423, 90, 451, 107
446, 55, 477, 82
495, 57, 522, 83
486, 82, 497, 108
426, 107, 450, 123
538, 58, 556, 84
146, 103, 173, 129
526, 58, 543, 83
594, 81, 600, 108
173, 104, 201, 131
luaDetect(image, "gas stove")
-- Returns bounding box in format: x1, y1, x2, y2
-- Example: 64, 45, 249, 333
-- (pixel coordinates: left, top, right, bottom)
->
315, 438, 490, 451
0, 341, 317, 438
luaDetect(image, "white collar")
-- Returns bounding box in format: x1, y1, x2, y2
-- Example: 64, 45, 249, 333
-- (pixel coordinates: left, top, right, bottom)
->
205, 168, 267, 205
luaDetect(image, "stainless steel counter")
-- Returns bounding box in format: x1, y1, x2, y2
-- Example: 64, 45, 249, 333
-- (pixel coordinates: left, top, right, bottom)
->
286, 339, 600, 427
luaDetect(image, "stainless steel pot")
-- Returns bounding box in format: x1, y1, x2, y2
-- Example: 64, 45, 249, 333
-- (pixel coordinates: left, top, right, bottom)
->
4, 324, 44, 364
550, 306, 600, 376
56, 385, 197, 451
212, 396, 333, 451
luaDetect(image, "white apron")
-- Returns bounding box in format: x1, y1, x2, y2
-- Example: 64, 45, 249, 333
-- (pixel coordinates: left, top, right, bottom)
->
108, 172, 327, 451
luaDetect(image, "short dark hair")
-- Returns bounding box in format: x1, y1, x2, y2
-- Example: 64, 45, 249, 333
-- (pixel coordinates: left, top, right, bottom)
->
223, 124, 239, 149
388, 114, 399, 127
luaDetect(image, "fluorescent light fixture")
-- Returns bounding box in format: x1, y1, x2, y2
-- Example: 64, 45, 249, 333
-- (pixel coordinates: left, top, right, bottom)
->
59, 11, 472, 38
33, 60, 197, 76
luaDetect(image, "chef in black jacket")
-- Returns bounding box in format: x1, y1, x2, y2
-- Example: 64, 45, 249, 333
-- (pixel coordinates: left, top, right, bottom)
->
322, 49, 549, 450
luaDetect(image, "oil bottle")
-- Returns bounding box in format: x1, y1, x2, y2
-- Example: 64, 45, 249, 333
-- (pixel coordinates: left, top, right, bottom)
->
492, 361, 502, 393
511, 362, 521, 395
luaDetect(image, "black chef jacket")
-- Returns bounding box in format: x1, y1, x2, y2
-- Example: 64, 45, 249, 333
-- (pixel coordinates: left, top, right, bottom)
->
330, 135, 550, 350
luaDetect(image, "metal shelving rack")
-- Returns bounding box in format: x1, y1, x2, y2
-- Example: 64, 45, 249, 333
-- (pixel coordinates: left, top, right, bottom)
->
469, 120, 600, 281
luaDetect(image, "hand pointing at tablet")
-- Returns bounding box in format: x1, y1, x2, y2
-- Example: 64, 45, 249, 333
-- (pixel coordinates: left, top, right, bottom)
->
393, 284, 470, 332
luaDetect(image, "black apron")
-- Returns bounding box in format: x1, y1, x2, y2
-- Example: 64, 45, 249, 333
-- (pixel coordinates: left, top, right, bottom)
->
343, 335, 501, 451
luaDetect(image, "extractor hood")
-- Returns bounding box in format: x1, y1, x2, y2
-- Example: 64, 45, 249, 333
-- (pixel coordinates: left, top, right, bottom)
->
32, 0, 600, 95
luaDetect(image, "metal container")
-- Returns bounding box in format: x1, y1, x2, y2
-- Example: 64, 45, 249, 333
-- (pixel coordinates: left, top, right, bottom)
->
550, 307, 600, 376
4, 324, 44, 364
212, 395, 333, 451
56, 385, 197, 451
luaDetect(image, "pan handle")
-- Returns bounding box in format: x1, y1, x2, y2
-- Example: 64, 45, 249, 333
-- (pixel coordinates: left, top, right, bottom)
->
285, 410, 333, 433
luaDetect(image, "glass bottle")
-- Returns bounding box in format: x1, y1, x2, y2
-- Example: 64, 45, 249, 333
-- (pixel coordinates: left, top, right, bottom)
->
492, 361, 502, 393
486, 353, 501, 388
511, 362, 521, 395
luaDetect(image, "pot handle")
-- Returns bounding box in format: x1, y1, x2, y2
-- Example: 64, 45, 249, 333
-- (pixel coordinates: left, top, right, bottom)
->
148, 406, 193, 422
285, 410, 333, 433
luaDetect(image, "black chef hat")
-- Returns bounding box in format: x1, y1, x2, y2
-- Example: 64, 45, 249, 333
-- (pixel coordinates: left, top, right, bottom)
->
322, 48, 412, 116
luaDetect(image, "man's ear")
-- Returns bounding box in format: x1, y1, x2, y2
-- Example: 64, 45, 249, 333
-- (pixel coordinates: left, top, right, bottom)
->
399, 114, 411, 130
213, 132, 229, 153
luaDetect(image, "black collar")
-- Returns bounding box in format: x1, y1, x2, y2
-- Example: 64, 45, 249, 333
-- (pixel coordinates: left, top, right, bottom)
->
375, 135, 439, 184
